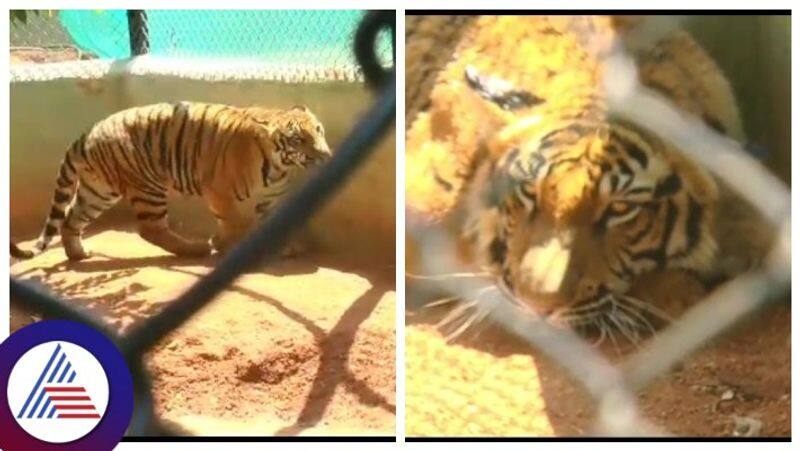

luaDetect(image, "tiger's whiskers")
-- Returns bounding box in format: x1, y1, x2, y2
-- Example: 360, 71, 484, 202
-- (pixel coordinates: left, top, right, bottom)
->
619, 294, 674, 324
423, 296, 460, 308
406, 271, 490, 281
557, 293, 668, 349
436, 285, 498, 343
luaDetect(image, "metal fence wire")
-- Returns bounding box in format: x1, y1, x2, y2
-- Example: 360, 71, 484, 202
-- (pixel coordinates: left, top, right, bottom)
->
10, 9, 394, 82
407, 15, 790, 437
9, 10, 395, 436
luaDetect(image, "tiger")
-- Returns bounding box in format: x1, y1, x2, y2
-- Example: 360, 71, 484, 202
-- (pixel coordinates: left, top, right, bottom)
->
406, 16, 776, 340
12, 102, 331, 261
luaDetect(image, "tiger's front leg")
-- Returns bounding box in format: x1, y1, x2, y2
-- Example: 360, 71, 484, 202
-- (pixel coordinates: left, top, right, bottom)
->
209, 196, 304, 257
208, 198, 296, 256
210, 219, 252, 254
628, 270, 708, 320
206, 189, 254, 254
254, 195, 306, 258
129, 189, 212, 257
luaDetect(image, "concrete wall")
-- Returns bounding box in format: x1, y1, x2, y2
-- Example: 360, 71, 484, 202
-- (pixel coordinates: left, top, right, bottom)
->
685, 15, 791, 184
10, 73, 395, 265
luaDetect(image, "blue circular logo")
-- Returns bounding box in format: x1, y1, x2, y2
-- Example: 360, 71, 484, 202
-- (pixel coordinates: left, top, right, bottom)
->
0, 320, 133, 450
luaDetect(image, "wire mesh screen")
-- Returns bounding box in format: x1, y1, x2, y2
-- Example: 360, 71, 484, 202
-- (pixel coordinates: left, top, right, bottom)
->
9, 11, 93, 63
11, 9, 394, 82
405, 15, 790, 437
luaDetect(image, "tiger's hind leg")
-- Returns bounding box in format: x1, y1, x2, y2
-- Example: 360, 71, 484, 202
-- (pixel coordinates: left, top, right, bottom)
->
61, 180, 122, 260
129, 189, 212, 257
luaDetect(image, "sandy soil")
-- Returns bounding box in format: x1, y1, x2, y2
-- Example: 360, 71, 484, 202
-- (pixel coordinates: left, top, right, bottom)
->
406, 302, 790, 437
11, 231, 396, 436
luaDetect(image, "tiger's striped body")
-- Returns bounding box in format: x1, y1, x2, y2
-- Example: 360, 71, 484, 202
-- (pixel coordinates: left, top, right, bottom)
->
14, 102, 330, 261
407, 16, 773, 335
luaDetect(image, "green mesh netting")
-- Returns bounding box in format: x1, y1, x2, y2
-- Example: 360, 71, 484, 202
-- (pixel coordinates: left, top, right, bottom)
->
58, 10, 392, 68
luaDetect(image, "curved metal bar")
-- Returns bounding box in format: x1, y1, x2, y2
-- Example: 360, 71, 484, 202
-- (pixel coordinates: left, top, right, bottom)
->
354, 10, 395, 90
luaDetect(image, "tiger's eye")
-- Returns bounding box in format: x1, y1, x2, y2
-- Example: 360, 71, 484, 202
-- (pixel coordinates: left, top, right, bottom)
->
610, 201, 631, 214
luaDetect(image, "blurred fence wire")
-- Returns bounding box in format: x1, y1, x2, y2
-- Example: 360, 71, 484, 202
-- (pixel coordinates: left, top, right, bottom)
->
409, 16, 790, 436
9, 10, 396, 436
11, 9, 394, 82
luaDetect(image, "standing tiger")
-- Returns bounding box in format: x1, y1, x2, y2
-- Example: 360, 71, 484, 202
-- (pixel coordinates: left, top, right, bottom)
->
406, 16, 775, 337
12, 102, 331, 261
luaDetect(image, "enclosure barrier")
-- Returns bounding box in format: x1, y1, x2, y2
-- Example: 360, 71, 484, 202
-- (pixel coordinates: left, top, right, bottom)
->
407, 16, 790, 437
127, 10, 149, 56
10, 9, 394, 83
9, 10, 396, 436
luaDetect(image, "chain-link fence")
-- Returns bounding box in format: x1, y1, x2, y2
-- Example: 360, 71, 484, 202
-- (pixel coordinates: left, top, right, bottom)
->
406, 15, 790, 437
9, 10, 396, 436
11, 9, 394, 83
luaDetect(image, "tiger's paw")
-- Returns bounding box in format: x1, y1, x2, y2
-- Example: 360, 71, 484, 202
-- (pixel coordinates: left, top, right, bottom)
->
210, 234, 235, 255
279, 241, 305, 259
65, 249, 93, 261
62, 234, 91, 261
178, 240, 212, 257
629, 270, 708, 319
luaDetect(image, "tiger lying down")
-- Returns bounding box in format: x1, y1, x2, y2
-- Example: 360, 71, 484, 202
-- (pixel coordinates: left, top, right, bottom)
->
406, 16, 776, 342
12, 102, 331, 261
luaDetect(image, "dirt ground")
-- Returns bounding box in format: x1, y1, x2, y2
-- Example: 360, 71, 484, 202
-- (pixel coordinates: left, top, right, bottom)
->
406, 301, 790, 437
11, 231, 396, 436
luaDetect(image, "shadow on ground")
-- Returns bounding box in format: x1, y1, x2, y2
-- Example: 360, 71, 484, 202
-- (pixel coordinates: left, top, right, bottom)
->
11, 230, 396, 436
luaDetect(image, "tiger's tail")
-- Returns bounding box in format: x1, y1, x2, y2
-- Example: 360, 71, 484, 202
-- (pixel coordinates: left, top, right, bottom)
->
11, 136, 85, 259
10, 241, 34, 259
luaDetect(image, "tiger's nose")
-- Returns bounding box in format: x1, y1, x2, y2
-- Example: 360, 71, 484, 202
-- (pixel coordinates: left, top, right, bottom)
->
519, 232, 574, 296
318, 142, 332, 158
536, 305, 557, 318
575, 280, 608, 301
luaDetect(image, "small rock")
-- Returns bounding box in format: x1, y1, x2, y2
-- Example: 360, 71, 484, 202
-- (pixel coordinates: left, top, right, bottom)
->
197, 351, 220, 361
731, 415, 763, 437
721, 389, 735, 401
715, 401, 735, 414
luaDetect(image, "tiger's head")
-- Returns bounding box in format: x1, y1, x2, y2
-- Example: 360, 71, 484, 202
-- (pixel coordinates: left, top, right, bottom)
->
465, 117, 720, 329
249, 105, 332, 168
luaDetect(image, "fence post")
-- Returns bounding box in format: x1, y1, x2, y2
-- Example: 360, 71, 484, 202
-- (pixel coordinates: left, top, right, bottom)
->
127, 10, 149, 56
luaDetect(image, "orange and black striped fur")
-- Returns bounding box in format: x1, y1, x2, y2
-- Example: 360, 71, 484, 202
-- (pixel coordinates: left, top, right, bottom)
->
12, 102, 331, 261
406, 16, 774, 335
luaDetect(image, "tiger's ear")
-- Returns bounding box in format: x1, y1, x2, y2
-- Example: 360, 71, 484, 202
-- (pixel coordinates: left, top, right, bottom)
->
291, 105, 309, 112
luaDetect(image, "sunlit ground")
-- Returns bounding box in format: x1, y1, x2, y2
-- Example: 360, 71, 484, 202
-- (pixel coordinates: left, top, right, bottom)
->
11, 230, 396, 436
